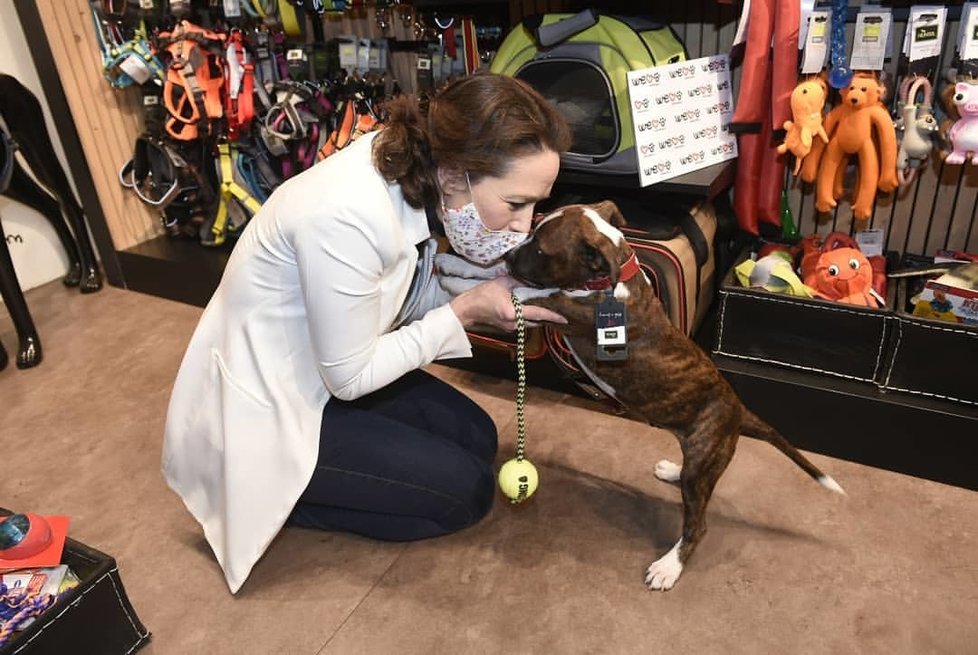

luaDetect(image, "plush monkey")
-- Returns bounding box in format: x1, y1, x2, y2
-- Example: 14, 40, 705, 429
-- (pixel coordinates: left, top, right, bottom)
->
814, 72, 898, 221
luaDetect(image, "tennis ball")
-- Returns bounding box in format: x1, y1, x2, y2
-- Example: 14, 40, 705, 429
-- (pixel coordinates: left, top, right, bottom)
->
498, 458, 539, 504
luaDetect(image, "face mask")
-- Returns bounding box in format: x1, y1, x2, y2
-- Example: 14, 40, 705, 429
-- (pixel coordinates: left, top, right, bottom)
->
441, 172, 528, 266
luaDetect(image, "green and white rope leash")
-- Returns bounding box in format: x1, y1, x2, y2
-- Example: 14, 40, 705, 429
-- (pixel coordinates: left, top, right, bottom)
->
497, 293, 539, 504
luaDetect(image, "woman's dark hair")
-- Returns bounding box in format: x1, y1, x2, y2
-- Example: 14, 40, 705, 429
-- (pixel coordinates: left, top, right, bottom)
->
373, 73, 572, 209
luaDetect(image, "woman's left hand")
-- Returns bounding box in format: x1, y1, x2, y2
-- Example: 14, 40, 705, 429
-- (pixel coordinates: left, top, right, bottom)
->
449, 276, 566, 331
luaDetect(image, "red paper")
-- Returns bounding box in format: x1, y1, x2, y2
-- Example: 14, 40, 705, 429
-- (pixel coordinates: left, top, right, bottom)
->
0, 516, 70, 571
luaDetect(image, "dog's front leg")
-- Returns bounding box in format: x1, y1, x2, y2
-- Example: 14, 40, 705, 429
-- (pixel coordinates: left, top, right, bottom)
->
517, 290, 601, 336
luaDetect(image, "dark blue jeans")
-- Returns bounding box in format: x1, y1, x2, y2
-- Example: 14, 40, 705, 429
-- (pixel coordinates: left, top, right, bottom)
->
289, 369, 498, 541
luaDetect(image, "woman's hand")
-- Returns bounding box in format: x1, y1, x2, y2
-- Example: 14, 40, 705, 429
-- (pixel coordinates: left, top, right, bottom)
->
450, 276, 567, 331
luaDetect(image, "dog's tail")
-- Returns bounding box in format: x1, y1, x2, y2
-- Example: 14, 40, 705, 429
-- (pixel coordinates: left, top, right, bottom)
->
740, 409, 846, 495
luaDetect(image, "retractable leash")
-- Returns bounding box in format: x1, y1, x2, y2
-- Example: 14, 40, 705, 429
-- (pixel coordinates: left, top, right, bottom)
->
497, 293, 539, 504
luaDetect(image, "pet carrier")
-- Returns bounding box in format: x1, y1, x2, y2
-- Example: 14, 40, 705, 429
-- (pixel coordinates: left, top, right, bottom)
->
490, 9, 686, 176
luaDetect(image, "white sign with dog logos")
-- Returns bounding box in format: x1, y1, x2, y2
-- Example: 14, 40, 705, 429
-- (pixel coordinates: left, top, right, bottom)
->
627, 54, 737, 187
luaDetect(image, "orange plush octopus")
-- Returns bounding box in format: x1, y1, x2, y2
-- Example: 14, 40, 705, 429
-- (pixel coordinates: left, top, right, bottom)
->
800, 72, 898, 221
805, 247, 882, 307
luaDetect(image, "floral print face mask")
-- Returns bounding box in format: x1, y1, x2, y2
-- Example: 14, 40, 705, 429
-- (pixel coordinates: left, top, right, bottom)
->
441, 172, 528, 266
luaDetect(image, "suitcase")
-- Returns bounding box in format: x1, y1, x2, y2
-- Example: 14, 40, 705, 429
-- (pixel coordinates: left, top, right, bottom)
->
460, 199, 718, 401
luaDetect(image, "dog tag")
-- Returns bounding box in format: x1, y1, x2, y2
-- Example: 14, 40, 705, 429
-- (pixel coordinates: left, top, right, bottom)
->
595, 295, 627, 361
118, 54, 152, 85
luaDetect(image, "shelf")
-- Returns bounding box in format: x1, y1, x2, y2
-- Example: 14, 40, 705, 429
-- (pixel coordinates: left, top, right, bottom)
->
116, 235, 230, 307
557, 160, 734, 198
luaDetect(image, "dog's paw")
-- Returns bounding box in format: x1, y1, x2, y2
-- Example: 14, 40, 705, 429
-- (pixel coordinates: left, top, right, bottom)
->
513, 286, 560, 301
653, 459, 681, 483
645, 539, 684, 591
434, 254, 504, 280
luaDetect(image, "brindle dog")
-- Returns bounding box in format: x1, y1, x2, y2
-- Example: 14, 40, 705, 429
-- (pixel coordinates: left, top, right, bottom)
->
506, 200, 845, 591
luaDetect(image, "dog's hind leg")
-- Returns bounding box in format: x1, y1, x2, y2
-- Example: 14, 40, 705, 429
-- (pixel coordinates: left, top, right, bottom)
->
646, 424, 738, 591
653, 459, 682, 483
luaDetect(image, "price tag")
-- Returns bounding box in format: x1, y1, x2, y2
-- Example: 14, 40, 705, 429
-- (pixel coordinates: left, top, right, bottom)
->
358, 38, 372, 73
338, 37, 358, 69
960, 3, 978, 60
369, 43, 382, 70
855, 229, 885, 257
118, 55, 152, 85
850, 11, 891, 70
801, 11, 831, 74
905, 5, 947, 62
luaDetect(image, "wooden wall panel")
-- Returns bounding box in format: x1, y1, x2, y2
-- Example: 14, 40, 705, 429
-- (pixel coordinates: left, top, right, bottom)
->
36, 0, 160, 251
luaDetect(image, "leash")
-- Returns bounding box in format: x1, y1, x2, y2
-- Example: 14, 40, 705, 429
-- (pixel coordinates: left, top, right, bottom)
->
497, 293, 539, 504
514, 293, 527, 463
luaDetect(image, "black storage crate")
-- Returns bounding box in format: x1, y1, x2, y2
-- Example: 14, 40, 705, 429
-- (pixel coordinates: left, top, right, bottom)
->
712, 254, 894, 384
878, 279, 978, 407
0, 510, 150, 655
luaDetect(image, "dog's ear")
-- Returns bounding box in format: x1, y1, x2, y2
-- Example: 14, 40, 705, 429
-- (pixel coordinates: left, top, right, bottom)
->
591, 200, 627, 228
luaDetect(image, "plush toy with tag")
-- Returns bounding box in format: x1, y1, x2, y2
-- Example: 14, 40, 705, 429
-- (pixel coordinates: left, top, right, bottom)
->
896, 76, 939, 185
812, 72, 899, 221
735, 252, 813, 298
806, 247, 883, 307
777, 76, 830, 175
944, 79, 978, 165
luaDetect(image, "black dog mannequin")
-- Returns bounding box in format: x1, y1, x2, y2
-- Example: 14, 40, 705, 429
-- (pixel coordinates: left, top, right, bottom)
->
0, 74, 103, 370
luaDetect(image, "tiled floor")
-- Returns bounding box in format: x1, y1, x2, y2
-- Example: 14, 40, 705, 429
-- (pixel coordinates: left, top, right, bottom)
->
2, 280, 977, 653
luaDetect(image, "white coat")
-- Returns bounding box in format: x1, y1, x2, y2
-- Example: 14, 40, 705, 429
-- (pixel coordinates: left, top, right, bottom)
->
162, 133, 472, 593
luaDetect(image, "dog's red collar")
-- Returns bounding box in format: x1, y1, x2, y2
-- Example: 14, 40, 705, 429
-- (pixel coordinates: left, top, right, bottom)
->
579, 252, 641, 291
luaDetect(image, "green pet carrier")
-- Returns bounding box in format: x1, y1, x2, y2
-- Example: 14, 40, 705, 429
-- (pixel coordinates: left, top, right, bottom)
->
490, 9, 686, 176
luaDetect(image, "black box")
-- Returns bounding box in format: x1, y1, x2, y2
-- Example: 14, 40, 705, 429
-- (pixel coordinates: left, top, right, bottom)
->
0, 511, 150, 655
877, 279, 978, 407
712, 253, 894, 384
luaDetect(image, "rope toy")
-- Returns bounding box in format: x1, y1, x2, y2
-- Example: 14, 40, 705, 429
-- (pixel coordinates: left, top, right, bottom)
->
497, 293, 539, 504
0, 582, 56, 648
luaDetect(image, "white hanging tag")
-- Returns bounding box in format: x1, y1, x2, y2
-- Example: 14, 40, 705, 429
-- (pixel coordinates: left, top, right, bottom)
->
338, 36, 358, 69
960, 3, 978, 60
732, 0, 751, 48
906, 5, 947, 62
223, 0, 241, 18
799, 0, 817, 49
850, 10, 891, 71
358, 38, 372, 74
801, 10, 831, 75
369, 41, 382, 71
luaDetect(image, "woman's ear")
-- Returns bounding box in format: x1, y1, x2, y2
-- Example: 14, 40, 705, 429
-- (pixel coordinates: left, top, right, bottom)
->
436, 166, 467, 196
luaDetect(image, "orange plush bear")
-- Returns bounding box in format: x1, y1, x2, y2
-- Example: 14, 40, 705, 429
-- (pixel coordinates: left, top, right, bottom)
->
807, 72, 898, 221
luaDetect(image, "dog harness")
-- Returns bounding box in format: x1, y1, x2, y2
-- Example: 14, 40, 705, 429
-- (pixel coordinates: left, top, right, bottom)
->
224, 29, 256, 141
91, 8, 166, 89
317, 96, 383, 161
158, 20, 227, 141
206, 141, 264, 246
